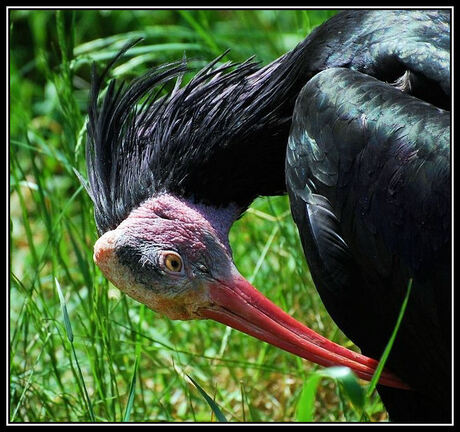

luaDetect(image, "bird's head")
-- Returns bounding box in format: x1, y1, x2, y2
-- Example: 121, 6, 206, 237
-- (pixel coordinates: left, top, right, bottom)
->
85, 42, 408, 390
93, 194, 239, 321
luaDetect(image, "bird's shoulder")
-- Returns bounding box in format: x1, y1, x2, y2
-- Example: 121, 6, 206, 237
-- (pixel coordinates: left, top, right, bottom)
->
302, 9, 451, 101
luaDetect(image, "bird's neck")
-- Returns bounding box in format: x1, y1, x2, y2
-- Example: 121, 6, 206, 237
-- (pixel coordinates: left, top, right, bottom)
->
178, 196, 241, 252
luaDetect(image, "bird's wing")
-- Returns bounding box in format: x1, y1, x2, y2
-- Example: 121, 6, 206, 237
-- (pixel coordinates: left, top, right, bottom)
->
286, 68, 451, 418
288, 67, 450, 278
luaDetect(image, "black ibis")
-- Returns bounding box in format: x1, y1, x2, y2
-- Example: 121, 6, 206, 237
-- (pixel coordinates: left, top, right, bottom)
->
84, 10, 451, 422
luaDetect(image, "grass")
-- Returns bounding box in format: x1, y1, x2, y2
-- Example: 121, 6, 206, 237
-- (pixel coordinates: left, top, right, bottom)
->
9, 8, 392, 422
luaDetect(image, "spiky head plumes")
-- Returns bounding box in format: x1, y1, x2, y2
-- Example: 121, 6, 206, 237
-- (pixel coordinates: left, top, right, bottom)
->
86, 39, 311, 234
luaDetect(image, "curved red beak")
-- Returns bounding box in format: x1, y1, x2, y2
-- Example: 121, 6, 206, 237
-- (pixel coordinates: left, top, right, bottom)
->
200, 272, 409, 390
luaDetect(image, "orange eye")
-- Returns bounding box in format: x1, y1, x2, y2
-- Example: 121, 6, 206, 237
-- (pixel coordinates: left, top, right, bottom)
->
163, 252, 183, 273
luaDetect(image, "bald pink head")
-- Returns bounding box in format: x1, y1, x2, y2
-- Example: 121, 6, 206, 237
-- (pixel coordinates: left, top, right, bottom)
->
94, 194, 239, 319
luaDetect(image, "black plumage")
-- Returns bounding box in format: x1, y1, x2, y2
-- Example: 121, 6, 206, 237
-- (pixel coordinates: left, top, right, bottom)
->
286, 68, 450, 422
86, 38, 311, 233
86, 9, 451, 423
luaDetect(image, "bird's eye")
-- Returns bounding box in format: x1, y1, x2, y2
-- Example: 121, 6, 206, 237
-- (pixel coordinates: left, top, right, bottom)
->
162, 251, 183, 273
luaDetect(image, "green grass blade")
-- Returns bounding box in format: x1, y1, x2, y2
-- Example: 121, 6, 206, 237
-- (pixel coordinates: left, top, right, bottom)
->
358, 278, 413, 421
178, 10, 221, 55
122, 357, 139, 422
11, 332, 52, 422
366, 278, 413, 398
186, 374, 228, 422
55, 278, 74, 343
295, 374, 321, 421
320, 367, 364, 412
296, 366, 364, 422
123, 304, 145, 422
55, 278, 95, 421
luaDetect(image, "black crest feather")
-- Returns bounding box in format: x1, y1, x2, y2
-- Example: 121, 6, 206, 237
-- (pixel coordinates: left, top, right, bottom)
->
86, 39, 311, 234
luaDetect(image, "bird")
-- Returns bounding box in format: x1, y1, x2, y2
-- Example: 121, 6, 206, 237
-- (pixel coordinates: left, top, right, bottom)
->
83, 9, 451, 423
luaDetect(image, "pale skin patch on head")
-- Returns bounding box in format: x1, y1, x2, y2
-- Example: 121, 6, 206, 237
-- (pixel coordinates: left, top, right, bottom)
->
92, 195, 233, 320
123, 194, 239, 253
